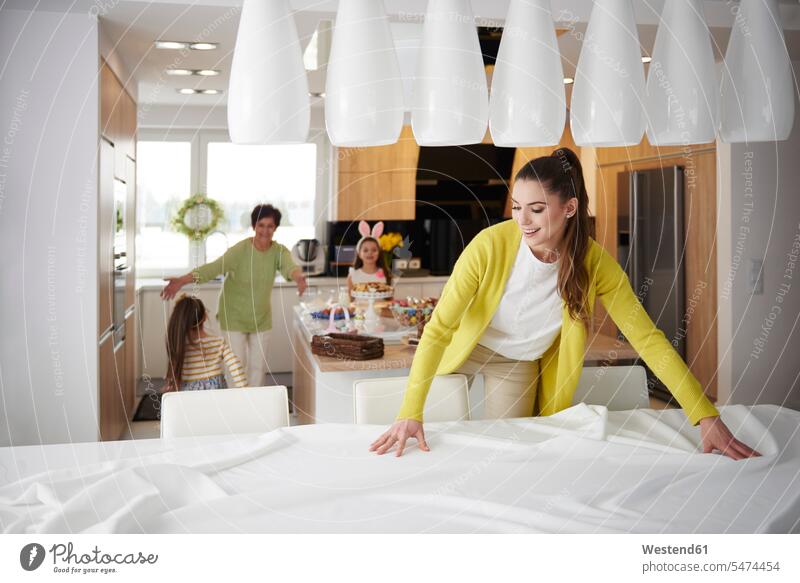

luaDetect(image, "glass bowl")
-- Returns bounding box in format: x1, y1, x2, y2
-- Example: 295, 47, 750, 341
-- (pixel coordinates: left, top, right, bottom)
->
390, 300, 436, 329
299, 287, 326, 313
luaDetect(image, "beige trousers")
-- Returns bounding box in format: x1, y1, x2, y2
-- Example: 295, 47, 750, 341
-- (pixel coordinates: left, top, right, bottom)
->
454, 343, 541, 419
225, 330, 271, 387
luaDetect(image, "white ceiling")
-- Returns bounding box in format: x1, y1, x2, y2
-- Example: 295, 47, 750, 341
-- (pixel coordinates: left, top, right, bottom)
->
8, 0, 800, 113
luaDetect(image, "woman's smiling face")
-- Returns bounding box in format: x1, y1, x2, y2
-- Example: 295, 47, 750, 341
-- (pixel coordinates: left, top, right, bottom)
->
510, 179, 576, 253
254, 216, 277, 246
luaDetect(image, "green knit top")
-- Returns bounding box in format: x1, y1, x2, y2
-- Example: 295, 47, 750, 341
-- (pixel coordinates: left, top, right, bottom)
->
194, 238, 298, 333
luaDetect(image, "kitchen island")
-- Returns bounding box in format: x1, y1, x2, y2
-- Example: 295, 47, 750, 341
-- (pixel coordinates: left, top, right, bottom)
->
291, 306, 638, 424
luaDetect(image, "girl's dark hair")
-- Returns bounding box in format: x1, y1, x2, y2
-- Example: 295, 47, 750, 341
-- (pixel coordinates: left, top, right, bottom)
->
251, 204, 282, 228
166, 295, 207, 389
514, 146, 591, 322
353, 237, 393, 285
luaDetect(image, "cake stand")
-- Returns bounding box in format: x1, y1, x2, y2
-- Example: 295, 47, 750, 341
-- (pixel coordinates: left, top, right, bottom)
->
351, 290, 394, 324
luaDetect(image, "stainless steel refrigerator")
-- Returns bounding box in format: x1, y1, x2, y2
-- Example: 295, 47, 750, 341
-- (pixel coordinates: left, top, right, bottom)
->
617, 166, 685, 402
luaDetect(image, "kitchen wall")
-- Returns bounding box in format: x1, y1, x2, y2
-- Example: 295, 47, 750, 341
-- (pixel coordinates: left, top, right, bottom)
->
0, 8, 100, 446
717, 64, 800, 410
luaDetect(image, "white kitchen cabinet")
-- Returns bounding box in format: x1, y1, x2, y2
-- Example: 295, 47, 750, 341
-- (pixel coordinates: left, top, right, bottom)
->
392, 283, 422, 300
266, 285, 303, 374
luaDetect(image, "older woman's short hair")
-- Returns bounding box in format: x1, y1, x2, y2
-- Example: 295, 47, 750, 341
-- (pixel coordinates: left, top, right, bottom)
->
251, 204, 282, 228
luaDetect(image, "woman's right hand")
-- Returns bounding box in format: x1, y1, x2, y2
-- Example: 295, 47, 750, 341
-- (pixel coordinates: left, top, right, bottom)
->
161, 274, 191, 300
369, 419, 429, 457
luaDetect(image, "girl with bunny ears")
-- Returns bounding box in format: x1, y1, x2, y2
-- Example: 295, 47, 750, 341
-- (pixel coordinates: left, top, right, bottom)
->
347, 221, 393, 299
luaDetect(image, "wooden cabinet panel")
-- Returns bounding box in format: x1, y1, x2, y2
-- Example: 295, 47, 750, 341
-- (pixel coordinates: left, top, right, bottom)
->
98, 335, 114, 441
338, 171, 415, 220
121, 90, 136, 161
99, 61, 120, 144
123, 309, 137, 421
125, 157, 136, 310
100, 59, 134, 178
99, 138, 114, 336
394, 125, 420, 170
338, 171, 392, 219
99, 335, 126, 441
291, 326, 315, 424
337, 126, 418, 220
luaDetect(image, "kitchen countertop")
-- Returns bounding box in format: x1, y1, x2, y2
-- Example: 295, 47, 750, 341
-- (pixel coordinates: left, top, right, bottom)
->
136, 274, 450, 292
292, 305, 639, 374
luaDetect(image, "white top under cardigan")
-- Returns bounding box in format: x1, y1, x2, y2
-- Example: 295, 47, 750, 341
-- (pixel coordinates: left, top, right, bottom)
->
477, 239, 563, 361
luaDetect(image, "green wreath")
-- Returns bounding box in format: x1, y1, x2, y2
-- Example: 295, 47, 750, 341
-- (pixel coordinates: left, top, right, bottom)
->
171, 193, 225, 240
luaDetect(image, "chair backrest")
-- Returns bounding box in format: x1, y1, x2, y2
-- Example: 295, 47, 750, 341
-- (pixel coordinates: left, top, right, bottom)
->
354, 374, 470, 425
160, 385, 290, 438
572, 365, 650, 411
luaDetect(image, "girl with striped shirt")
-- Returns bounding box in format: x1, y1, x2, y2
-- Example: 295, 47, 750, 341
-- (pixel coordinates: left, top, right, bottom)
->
165, 296, 247, 391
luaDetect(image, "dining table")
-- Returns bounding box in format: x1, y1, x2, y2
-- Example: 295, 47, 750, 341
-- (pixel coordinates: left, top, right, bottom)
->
1, 404, 798, 533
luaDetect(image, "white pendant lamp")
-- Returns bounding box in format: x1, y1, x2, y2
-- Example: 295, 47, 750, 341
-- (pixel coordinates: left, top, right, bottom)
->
646, 0, 717, 145
489, 0, 565, 147
325, 0, 404, 146
719, 0, 794, 143
570, 0, 646, 147
228, 0, 309, 144
412, 0, 489, 146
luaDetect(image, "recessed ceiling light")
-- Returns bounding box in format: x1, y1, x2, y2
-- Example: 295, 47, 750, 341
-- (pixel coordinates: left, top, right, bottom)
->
196, 69, 220, 76
190, 42, 218, 51
201, 89, 223, 95
641, 56, 652, 63
166, 69, 193, 76
155, 41, 188, 50
178, 88, 198, 95
563, 77, 574, 85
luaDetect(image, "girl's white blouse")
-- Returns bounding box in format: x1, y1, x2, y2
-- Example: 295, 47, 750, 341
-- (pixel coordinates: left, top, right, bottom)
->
348, 267, 388, 284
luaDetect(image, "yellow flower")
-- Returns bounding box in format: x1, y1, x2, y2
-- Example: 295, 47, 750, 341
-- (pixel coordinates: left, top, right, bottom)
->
379, 232, 403, 252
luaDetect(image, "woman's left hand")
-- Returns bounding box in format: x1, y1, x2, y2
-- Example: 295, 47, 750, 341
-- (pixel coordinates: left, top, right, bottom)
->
699, 416, 761, 460
291, 268, 308, 296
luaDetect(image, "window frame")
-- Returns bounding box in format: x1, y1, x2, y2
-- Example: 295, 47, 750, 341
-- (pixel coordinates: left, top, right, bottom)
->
136, 128, 329, 279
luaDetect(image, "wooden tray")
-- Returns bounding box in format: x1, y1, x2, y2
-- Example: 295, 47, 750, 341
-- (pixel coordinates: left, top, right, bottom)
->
311, 332, 385, 361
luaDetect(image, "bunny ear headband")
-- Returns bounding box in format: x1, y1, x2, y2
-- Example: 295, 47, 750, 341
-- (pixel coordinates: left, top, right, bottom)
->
356, 220, 384, 252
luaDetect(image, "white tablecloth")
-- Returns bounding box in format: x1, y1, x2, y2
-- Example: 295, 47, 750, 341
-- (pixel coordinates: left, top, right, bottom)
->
1, 404, 798, 533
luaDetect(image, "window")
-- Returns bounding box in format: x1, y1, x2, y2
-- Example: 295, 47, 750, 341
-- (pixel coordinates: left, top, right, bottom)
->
136, 141, 192, 272
205, 142, 317, 262
136, 131, 321, 277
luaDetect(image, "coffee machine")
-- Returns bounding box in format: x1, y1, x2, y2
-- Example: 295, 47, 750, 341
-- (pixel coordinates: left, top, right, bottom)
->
291, 238, 326, 276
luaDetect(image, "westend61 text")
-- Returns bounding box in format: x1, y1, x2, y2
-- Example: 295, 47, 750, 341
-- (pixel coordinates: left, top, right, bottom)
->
642, 544, 708, 555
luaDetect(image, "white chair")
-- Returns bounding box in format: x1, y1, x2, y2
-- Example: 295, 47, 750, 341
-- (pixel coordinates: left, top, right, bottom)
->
160, 385, 290, 438
572, 365, 650, 411
353, 374, 470, 425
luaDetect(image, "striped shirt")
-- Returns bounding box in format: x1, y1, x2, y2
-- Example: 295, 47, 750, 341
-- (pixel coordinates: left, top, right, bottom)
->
181, 335, 246, 387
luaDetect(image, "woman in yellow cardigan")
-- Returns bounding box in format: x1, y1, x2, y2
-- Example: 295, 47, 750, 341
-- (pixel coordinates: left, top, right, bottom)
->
371, 147, 759, 460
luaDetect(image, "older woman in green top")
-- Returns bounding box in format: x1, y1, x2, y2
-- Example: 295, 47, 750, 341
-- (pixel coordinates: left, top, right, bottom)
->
162, 204, 307, 386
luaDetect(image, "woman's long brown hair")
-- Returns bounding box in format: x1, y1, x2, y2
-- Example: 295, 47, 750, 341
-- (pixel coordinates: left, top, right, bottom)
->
514, 147, 591, 322
165, 295, 207, 389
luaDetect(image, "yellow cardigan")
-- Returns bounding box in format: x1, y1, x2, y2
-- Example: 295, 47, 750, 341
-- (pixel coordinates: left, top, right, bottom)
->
397, 220, 719, 426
